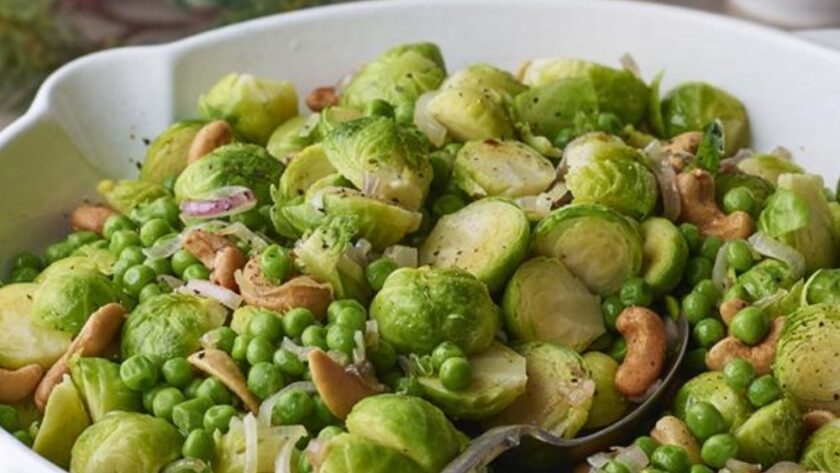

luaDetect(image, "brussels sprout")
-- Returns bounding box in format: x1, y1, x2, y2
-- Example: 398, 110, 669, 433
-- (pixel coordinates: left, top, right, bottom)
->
442, 63, 526, 105
269, 196, 325, 240
532, 204, 643, 295
70, 412, 183, 473
737, 154, 804, 186
33, 376, 90, 469
801, 419, 840, 472
370, 266, 500, 355
674, 372, 753, 431
32, 268, 118, 335
502, 257, 605, 352
512, 77, 599, 142
69, 357, 142, 422
316, 106, 366, 138
121, 293, 227, 365
641, 218, 690, 295
345, 394, 467, 472
715, 173, 775, 210
198, 73, 298, 145
661, 82, 750, 156
565, 152, 658, 219
37, 246, 116, 282
803, 269, 840, 305
266, 115, 313, 160
775, 303, 840, 414
489, 341, 594, 438
340, 42, 446, 123
420, 199, 530, 292
451, 140, 555, 198
583, 351, 629, 429
758, 173, 840, 273
140, 120, 205, 184
97, 179, 169, 215
322, 116, 433, 210
736, 259, 797, 303
733, 397, 803, 466
275, 144, 336, 202
174, 143, 284, 206
417, 342, 528, 420
0, 283, 71, 369
427, 86, 515, 141
318, 433, 426, 473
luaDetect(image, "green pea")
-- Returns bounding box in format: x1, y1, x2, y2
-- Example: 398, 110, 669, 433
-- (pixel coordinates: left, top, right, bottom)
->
110, 259, 131, 285
183, 379, 203, 399
726, 240, 755, 272
122, 264, 157, 297
691, 465, 715, 473
318, 425, 345, 441
283, 308, 316, 339
368, 340, 397, 373
701, 433, 739, 468
196, 377, 232, 405
685, 257, 713, 287
601, 296, 625, 332
183, 428, 215, 462
152, 387, 185, 421
138, 283, 163, 303
432, 193, 467, 217
693, 279, 719, 303
619, 277, 653, 307
142, 385, 165, 412
747, 374, 782, 408
679, 223, 702, 252
608, 337, 627, 362
682, 291, 712, 325
700, 236, 724, 261
66, 231, 99, 249
120, 355, 159, 391
273, 349, 305, 377
182, 264, 210, 281
11, 251, 43, 271
431, 342, 466, 372
171, 249, 200, 277
301, 325, 328, 350
0, 404, 19, 432
327, 300, 366, 326
9, 267, 38, 283
118, 245, 145, 267
686, 401, 727, 440
271, 389, 315, 426
203, 327, 238, 354
248, 362, 285, 400
109, 230, 142, 256
231, 335, 252, 363
140, 218, 174, 248
204, 404, 237, 434
723, 358, 755, 391
260, 245, 292, 284
366, 257, 398, 291
439, 357, 472, 391
553, 127, 576, 148
248, 311, 284, 343
162, 357, 194, 388
633, 436, 660, 458
172, 397, 213, 434
246, 336, 275, 365
604, 461, 631, 473
144, 257, 172, 276
44, 241, 73, 264
723, 283, 749, 302
730, 306, 769, 345
326, 324, 357, 355
27, 420, 39, 439
148, 197, 181, 227
685, 347, 709, 374
651, 445, 690, 473
723, 186, 756, 216
12, 430, 32, 446
103, 214, 135, 240
693, 318, 726, 349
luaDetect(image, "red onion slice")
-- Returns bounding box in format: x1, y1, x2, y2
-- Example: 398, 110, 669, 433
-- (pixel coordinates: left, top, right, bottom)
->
180, 186, 257, 220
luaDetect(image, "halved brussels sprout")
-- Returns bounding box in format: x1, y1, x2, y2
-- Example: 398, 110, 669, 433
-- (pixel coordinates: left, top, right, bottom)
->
370, 266, 500, 355
38, 246, 116, 282
715, 172, 775, 210
340, 42, 447, 123
489, 341, 595, 438
315, 106, 366, 139
532, 204, 643, 296
583, 351, 629, 429
69, 356, 142, 422
275, 144, 336, 202
121, 293, 227, 365
269, 196, 325, 240
97, 179, 169, 215
451, 139, 555, 198
674, 372, 753, 431
640, 217, 690, 295
33, 268, 118, 335
318, 433, 426, 473
140, 120, 205, 184
801, 419, 840, 473
345, 394, 467, 472
0, 283, 71, 369
502, 257, 605, 352
266, 115, 313, 160
661, 82, 750, 156
737, 259, 797, 303
734, 397, 803, 466
419, 199, 530, 292
775, 303, 840, 414
70, 412, 183, 473
803, 269, 840, 305
33, 376, 90, 469
198, 73, 298, 145
427, 86, 515, 141
214, 417, 305, 473
737, 153, 804, 186
442, 63, 526, 105
512, 77, 599, 142
417, 342, 528, 420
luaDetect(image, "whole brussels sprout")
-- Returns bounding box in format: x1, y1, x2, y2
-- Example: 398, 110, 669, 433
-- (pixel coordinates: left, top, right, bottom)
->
370, 266, 500, 355
198, 72, 298, 145
733, 397, 803, 466
801, 419, 840, 472
37, 246, 116, 282
583, 351, 629, 429
70, 412, 183, 473
674, 372, 753, 431
174, 143, 284, 206
33, 376, 90, 469
451, 139, 555, 198
340, 42, 447, 123
69, 356, 142, 422
737, 153, 804, 186
661, 82, 750, 156
322, 116, 433, 210
420, 199, 530, 292
427, 86, 515, 141
275, 144, 336, 202
803, 269, 840, 305
775, 303, 840, 414
140, 120, 205, 184
0, 283, 71, 369
532, 204, 643, 295
736, 259, 798, 303
345, 394, 467, 472
489, 341, 595, 438
502, 257, 605, 352
442, 63, 526, 105
512, 77, 599, 143
33, 268, 118, 335
97, 179, 169, 215
266, 115, 313, 160
121, 293, 227, 365
318, 433, 426, 473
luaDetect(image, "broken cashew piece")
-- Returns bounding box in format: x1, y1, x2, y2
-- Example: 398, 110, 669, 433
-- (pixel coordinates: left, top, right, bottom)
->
187, 120, 232, 164
662, 131, 702, 156
706, 316, 784, 375
70, 204, 116, 236
305, 86, 338, 112
676, 169, 754, 241
651, 415, 702, 464
719, 297, 749, 327
803, 410, 837, 435
237, 257, 332, 319
614, 307, 667, 398
0, 364, 45, 404
308, 349, 386, 420
182, 229, 246, 290
188, 349, 260, 414
34, 303, 126, 411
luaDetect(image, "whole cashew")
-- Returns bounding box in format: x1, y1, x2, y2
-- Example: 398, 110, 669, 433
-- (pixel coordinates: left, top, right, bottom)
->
803, 409, 837, 435
210, 246, 247, 291
307, 349, 385, 420
614, 307, 667, 398
705, 316, 784, 375
34, 303, 126, 411
305, 86, 338, 112
676, 169, 754, 240
0, 364, 44, 403
188, 349, 260, 413
237, 257, 332, 319
719, 297, 749, 327
187, 120, 232, 164
70, 204, 116, 236
651, 416, 702, 464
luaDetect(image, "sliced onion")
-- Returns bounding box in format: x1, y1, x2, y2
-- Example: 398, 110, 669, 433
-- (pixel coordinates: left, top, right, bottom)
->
654, 158, 681, 222
613, 445, 649, 472
383, 245, 418, 268
163, 458, 210, 473
352, 330, 366, 365
587, 451, 613, 469
725, 459, 761, 473
361, 173, 385, 198
414, 91, 447, 147
763, 462, 806, 473
143, 233, 183, 260
720, 148, 755, 170
280, 337, 313, 362
620, 53, 642, 78
514, 194, 553, 220
244, 413, 259, 473
258, 381, 316, 429
364, 320, 380, 348
629, 378, 663, 404
299, 114, 321, 139
712, 242, 732, 293
218, 222, 270, 253
273, 425, 308, 473
176, 279, 242, 310
180, 186, 257, 220
157, 274, 184, 289
643, 139, 663, 162
770, 146, 793, 161
748, 232, 806, 279
753, 289, 787, 310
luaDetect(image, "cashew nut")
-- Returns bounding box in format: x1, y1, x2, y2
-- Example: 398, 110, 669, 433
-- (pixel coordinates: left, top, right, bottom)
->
237, 257, 332, 319
188, 349, 260, 413
705, 316, 784, 375
187, 120, 232, 164
70, 204, 116, 236
614, 307, 667, 398
34, 303, 126, 411
720, 297, 749, 327
307, 349, 385, 420
305, 86, 338, 112
676, 169, 754, 241
662, 131, 702, 156
651, 415, 702, 464
210, 245, 247, 291
182, 229, 246, 290
0, 364, 44, 403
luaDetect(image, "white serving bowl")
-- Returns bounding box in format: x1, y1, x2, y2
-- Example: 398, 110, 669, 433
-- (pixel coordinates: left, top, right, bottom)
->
1, 0, 839, 471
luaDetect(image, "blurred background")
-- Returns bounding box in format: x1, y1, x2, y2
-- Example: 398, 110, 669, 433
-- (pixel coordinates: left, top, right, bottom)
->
1, 0, 839, 130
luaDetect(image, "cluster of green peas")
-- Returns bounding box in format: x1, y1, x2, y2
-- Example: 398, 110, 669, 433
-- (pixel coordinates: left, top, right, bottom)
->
0, 403, 34, 446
